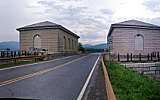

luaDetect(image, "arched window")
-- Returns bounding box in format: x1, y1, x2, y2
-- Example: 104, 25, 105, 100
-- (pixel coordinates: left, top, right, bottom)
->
135, 34, 144, 50
33, 34, 41, 49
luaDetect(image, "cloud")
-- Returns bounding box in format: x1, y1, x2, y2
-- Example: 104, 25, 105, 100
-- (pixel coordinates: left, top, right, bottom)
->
100, 9, 114, 15
150, 17, 160, 25
38, 0, 108, 44
143, 0, 160, 12
0, 0, 30, 42
0, 0, 112, 44
0, 0, 48, 42
141, 17, 160, 26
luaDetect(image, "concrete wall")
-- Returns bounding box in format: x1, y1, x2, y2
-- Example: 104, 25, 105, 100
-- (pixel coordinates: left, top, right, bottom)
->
110, 28, 160, 55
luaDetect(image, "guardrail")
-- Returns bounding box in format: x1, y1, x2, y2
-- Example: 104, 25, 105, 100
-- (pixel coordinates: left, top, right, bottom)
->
0, 55, 45, 62
102, 54, 116, 100
116, 52, 160, 62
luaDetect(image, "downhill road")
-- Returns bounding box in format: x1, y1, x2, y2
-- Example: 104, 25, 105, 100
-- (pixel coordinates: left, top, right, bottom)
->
0, 53, 101, 100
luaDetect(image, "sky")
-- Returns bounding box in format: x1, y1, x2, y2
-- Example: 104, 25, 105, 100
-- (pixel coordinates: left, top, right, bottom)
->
0, 0, 160, 45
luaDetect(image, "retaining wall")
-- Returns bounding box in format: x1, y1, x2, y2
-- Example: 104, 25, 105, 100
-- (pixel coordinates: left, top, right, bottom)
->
121, 62, 160, 75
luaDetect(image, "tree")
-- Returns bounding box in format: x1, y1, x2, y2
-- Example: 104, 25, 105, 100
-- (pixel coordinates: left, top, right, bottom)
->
78, 43, 85, 52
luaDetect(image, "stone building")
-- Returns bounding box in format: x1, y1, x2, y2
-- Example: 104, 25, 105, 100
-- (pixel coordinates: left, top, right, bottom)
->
107, 20, 160, 55
17, 21, 80, 54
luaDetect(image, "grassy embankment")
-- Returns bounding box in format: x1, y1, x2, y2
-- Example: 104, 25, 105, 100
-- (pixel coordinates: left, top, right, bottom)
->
103, 61, 160, 100
0, 59, 43, 69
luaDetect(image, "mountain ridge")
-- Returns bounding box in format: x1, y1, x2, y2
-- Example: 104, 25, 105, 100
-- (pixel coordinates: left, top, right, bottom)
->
83, 43, 107, 49
0, 41, 19, 50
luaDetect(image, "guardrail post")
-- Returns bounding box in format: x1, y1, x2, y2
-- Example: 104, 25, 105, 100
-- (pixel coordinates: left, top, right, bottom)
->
157, 52, 159, 61
127, 53, 129, 62
118, 53, 120, 62
14, 51, 16, 57
7, 51, 9, 57
151, 53, 153, 61
18, 51, 20, 56
24, 51, 27, 56
139, 53, 141, 62
130, 53, 132, 62
147, 53, 150, 61
1, 51, 4, 58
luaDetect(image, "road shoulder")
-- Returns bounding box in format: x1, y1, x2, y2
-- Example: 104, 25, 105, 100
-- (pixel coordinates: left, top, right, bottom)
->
83, 60, 107, 100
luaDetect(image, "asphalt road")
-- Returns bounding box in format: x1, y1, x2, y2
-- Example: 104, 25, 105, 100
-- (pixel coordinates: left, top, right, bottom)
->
0, 53, 101, 100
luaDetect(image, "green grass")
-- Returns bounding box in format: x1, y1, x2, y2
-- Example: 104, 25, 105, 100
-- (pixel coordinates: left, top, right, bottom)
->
104, 61, 160, 100
0, 58, 43, 69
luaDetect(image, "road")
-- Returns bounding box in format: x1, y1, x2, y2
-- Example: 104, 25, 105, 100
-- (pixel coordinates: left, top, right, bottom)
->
0, 53, 101, 100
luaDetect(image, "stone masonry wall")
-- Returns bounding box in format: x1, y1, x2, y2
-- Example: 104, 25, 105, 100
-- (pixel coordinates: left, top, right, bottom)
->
20, 29, 59, 54
122, 62, 160, 75
58, 29, 78, 53
110, 28, 160, 55
20, 29, 78, 54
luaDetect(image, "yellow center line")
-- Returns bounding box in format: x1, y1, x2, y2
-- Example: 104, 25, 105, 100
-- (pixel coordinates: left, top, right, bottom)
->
0, 56, 87, 87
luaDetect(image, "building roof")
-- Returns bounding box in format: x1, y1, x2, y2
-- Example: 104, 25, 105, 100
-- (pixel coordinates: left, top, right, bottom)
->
16, 21, 80, 38
108, 20, 160, 37
113, 20, 160, 27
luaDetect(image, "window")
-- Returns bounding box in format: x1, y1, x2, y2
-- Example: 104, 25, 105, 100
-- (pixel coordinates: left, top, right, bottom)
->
75, 41, 77, 49
135, 34, 144, 50
64, 36, 66, 49
33, 34, 41, 49
68, 38, 70, 49
72, 39, 74, 49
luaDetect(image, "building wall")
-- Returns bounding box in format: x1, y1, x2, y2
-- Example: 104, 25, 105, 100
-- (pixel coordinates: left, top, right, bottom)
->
58, 29, 78, 53
110, 28, 160, 55
20, 28, 78, 54
20, 29, 59, 54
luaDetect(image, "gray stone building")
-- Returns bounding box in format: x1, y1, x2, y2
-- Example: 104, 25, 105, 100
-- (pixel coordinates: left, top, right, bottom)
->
107, 20, 160, 55
17, 21, 80, 54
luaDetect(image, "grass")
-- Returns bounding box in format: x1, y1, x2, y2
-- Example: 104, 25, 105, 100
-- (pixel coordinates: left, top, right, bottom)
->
0, 58, 43, 69
104, 61, 160, 100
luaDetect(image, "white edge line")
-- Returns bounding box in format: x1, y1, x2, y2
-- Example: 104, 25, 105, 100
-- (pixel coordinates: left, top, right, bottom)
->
77, 56, 100, 100
0, 55, 78, 71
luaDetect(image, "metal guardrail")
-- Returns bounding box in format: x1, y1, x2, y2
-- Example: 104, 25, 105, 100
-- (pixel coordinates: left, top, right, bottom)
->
102, 54, 116, 100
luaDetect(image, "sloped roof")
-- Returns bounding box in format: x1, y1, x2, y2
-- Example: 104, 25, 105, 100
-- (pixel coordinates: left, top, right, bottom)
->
17, 21, 80, 38
108, 20, 160, 37
19, 21, 58, 29
113, 20, 159, 27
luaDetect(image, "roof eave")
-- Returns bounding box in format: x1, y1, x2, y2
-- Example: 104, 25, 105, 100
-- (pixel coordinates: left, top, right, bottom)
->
58, 26, 80, 38
16, 26, 59, 31
107, 24, 114, 37
112, 24, 160, 29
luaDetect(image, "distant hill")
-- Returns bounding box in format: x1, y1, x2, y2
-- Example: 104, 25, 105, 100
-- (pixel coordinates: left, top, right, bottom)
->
83, 43, 107, 49
0, 41, 19, 51
0, 42, 107, 51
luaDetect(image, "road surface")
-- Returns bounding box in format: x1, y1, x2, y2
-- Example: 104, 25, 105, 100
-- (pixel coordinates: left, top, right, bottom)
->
0, 53, 100, 100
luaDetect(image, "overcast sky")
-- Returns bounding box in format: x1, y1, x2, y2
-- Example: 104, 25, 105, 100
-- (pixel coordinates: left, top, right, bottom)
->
0, 0, 160, 44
